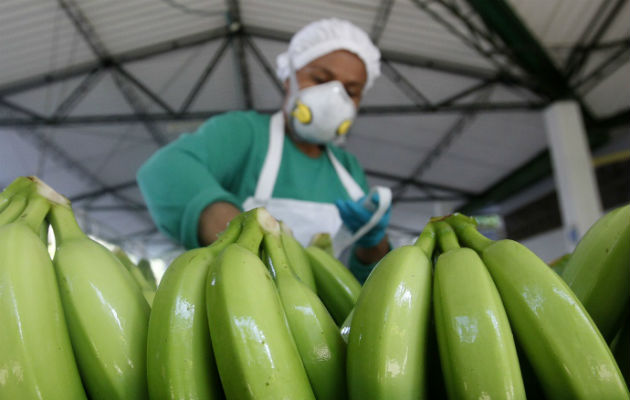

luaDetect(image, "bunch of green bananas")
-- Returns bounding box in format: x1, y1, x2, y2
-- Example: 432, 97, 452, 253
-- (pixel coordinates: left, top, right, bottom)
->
2, 174, 629, 399
0, 177, 150, 399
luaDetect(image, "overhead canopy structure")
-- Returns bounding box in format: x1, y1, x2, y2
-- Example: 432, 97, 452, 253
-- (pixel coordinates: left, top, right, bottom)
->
0, 0, 628, 257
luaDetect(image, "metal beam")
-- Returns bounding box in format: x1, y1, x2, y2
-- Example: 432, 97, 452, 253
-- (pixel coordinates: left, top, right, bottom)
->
244, 25, 500, 82
396, 194, 466, 202
464, 0, 572, 100
0, 98, 46, 120
57, 0, 168, 146
370, 0, 395, 45
0, 28, 228, 98
391, 88, 492, 202
243, 35, 284, 94
52, 67, 104, 119
70, 180, 138, 202
224, 0, 252, 108
572, 45, 630, 94
0, 101, 548, 127
114, 66, 176, 115
180, 37, 232, 113
380, 60, 431, 106
432, 78, 496, 108
411, 0, 517, 75
564, 0, 627, 80
0, 106, 147, 211
233, 33, 253, 108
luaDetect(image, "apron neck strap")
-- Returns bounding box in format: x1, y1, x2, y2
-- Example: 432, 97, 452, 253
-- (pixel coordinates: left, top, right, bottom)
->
254, 111, 284, 200
255, 111, 365, 201
326, 147, 365, 201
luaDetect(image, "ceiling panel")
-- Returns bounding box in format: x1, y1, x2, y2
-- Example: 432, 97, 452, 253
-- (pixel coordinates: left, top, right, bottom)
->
584, 60, 630, 117
0, 1, 95, 87
124, 40, 225, 111
79, 0, 226, 55
5, 75, 86, 117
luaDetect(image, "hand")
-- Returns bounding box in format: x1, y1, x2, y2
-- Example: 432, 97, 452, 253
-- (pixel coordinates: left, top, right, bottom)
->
335, 193, 391, 248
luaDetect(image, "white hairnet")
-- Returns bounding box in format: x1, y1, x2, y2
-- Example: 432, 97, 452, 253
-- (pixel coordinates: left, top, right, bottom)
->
276, 18, 381, 91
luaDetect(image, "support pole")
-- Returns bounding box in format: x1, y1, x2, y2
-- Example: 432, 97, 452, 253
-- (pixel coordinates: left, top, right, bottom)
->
544, 100, 602, 250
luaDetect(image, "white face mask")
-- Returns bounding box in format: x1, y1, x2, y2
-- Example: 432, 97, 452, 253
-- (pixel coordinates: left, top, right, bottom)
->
284, 58, 357, 145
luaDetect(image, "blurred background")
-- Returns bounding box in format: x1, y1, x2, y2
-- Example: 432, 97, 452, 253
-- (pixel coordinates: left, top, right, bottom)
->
1, 0, 628, 279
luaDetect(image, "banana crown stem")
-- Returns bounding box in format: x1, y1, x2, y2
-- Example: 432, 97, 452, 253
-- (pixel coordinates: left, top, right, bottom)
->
445, 214, 493, 252
435, 221, 460, 253
48, 203, 85, 243
19, 194, 51, 233
414, 222, 436, 257
262, 232, 293, 278
235, 209, 265, 254
209, 211, 247, 254
0, 194, 27, 225
2, 176, 35, 198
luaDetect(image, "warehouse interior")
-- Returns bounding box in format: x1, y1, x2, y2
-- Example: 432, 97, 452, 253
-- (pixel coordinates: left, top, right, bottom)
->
0, 0, 628, 275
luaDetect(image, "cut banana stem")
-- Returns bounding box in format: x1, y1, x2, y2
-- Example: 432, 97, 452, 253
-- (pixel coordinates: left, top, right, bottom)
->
0, 176, 34, 212
347, 244, 433, 400
49, 204, 150, 400
0, 196, 86, 399
448, 216, 629, 399
446, 213, 493, 252
308, 232, 335, 256
414, 221, 436, 257
235, 208, 270, 254
434, 221, 460, 253
0, 193, 28, 226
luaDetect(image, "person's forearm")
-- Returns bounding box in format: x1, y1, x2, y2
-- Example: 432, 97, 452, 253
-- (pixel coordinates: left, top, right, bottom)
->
198, 201, 241, 246
354, 235, 390, 264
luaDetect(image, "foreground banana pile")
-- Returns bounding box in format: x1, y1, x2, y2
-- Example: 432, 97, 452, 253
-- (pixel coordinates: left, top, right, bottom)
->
0, 176, 628, 399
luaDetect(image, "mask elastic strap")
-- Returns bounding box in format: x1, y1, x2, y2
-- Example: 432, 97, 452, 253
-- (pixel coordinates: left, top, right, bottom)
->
287, 54, 300, 106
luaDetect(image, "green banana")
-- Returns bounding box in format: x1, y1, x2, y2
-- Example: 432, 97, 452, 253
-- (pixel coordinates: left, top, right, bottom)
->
340, 308, 354, 344
263, 222, 346, 400
0, 193, 28, 226
562, 204, 630, 341
432, 221, 525, 399
113, 247, 155, 306
147, 212, 245, 400
346, 223, 434, 400
0, 176, 34, 212
49, 203, 150, 400
548, 252, 571, 276
448, 214, 630, 399
0, 194, 86, 399
137, 258, 158, 291
305, 246, 361, 325
309, 232, 334, 256
280, 221, 317, 292
206, 208, 315, 400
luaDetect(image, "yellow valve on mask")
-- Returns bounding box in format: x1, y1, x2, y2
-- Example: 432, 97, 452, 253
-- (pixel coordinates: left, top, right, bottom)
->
292, 101, 312, 124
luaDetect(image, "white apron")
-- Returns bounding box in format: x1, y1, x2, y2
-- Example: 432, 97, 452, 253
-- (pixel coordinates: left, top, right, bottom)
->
242, 111, 391, 256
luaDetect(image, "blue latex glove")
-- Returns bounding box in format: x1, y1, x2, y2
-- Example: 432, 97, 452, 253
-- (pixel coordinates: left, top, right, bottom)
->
335, 193, 391, 248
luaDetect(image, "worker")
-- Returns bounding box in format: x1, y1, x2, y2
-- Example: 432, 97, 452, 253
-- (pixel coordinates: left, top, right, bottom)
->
137, 18, 391, 282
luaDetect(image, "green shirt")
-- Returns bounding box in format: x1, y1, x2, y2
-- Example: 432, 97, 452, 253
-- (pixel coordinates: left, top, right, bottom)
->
137, 111, 377, 281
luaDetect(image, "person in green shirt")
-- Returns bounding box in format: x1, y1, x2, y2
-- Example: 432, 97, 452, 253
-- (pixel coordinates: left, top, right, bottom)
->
137, 18, 391, 282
